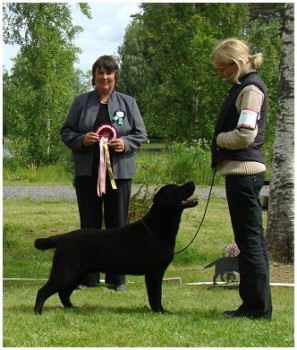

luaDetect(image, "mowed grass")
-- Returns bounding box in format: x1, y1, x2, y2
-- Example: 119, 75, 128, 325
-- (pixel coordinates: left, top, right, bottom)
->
3, 280, 293, 347
3, 197, 294, 347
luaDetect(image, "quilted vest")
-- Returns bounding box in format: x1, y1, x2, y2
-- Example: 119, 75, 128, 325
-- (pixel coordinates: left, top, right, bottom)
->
211, 72, 268, 169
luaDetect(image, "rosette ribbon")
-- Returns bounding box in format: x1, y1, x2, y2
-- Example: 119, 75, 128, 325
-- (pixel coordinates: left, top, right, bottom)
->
112, 109, 126, 126
96, 125, 117, 197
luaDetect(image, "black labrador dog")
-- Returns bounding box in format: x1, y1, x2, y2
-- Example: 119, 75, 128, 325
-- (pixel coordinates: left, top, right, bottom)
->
34, 181, 198, 314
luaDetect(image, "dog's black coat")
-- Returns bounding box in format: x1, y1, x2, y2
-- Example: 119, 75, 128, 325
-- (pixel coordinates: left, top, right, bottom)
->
34, 182, 198, 314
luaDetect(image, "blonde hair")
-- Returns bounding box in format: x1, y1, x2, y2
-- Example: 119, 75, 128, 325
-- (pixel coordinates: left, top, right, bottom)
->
211, 37, 263, 83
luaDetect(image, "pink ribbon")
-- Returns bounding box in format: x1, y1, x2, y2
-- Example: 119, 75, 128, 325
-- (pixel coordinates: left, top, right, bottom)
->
97, 137, 107, 196
97, 137, 117, 197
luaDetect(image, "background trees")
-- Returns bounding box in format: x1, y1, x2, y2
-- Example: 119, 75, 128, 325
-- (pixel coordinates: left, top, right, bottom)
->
4, 3, 282, 162
118, 3, 281, 156
3, 3, 91, 164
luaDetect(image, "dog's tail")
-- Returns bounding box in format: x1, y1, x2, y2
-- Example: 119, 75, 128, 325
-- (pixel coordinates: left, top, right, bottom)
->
34, 234, 63, 250
204, 260, 216, 269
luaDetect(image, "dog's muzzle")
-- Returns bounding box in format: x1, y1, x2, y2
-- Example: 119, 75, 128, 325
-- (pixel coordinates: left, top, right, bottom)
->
180, 197, 198, 208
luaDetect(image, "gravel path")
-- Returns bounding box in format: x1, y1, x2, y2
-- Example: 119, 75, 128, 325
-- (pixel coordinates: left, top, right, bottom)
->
3, 184, 269, 200
3, 185, 77, 201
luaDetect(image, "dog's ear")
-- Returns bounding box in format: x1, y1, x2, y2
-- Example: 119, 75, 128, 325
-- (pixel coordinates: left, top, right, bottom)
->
153, 184, 177, 206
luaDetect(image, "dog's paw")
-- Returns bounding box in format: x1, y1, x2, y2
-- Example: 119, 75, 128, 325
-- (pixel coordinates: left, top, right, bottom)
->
34, 307, 43, 315
160, 309, 170, 315
151, 305, 167, 314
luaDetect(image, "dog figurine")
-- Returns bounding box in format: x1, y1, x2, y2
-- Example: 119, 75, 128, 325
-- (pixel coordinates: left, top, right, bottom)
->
204, 256, 239, 285
224, 271, 238, 284
34, 181, 198, 314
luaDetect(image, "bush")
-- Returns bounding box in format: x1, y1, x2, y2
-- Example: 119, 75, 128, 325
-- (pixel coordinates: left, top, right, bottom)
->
3, 142, 224, 186
3, 161, 72, 184
128, 185, 157, 223
165, 141, 212, 184
135, 141, 223, 186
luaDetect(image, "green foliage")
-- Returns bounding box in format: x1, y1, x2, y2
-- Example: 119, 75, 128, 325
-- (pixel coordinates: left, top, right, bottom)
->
3, 3, 91, 164
119, 3, 282, 155
164, 142, 212, 185
3, 3, 283, 166
3, 143, 223, 187
136, 3, 201, 141
134, 143, 223, 186
3, 160, 73, 184
127, 185, 157, 223
247, 18, 282, 162
118, 19, 147, 99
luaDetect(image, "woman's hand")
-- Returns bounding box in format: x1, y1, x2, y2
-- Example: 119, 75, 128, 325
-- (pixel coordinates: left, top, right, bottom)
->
83, 132, 99, 146
109, 138, 125, 153
83, 133, 125, 152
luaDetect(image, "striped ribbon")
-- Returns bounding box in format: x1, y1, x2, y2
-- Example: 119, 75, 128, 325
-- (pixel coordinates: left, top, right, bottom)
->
97, 137, 117, 197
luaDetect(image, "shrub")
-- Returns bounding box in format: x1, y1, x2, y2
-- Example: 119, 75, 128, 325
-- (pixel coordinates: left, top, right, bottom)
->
135, 141, 223, 186
165, 141, 212, 184
128, 185, 157, 222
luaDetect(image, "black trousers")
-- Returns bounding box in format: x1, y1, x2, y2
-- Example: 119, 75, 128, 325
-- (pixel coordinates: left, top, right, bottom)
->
225, 172, 272, 319
74, 175, 131, 287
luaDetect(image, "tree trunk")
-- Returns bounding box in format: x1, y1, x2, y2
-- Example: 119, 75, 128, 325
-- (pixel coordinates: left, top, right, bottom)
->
45, 100, 51, 160
266, 3, 294, 262
192, 81, 200, 137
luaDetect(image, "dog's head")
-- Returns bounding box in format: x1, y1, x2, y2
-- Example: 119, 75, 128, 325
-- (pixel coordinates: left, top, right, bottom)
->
153, 181, 198, 209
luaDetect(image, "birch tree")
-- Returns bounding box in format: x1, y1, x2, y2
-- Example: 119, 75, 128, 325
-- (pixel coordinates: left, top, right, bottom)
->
3, 3, 91, 164
266, 3, 294, 262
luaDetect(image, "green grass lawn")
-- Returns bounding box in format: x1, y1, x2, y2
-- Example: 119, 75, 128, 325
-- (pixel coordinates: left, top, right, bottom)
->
3, 197, 294, 347
3, 280, 294, 347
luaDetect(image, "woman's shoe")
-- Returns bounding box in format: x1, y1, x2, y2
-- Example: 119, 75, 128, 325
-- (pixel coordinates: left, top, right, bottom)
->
115, 284, 127, 292
107, 284, 127, 291
223, 308, 271, 320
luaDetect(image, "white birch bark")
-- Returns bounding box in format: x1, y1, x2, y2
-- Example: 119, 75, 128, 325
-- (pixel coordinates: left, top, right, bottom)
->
266, 3, 294, 262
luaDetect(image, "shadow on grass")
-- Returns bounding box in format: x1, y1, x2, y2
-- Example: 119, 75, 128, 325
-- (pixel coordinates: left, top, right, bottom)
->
5, 301, 226, 321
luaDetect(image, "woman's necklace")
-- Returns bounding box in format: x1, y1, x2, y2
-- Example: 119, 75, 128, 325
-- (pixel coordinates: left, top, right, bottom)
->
100, 94, 110, 104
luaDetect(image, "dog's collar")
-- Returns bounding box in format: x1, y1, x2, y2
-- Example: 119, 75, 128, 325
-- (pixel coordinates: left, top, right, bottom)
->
141, 219, 174, 256
141, 219, 155, 239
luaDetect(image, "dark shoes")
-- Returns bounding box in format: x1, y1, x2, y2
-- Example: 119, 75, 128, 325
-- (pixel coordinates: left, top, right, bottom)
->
77, 283, 127, 291
223, 308, 271, 321
115, 284, 127, 292
107, 284, 127, 292
77, 284, 88, 290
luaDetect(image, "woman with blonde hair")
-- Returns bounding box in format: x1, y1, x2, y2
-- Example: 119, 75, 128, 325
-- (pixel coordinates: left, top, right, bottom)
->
211, 38, 272, 320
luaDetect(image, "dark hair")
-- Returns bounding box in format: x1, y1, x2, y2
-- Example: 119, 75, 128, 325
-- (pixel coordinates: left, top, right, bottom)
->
92, 55, 119, 88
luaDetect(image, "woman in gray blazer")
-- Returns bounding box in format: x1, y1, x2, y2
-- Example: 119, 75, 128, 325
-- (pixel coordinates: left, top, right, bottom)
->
61, 55, 148, 290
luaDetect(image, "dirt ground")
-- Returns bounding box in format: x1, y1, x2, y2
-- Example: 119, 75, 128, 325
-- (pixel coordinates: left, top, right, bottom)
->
270, 262, 294, 283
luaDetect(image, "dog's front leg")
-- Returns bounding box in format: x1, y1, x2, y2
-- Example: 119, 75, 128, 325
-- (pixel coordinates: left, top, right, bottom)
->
145, 271, 166, 313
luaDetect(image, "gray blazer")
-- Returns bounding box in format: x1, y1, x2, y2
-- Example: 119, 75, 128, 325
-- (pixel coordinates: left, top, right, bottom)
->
61, 90, 148, 178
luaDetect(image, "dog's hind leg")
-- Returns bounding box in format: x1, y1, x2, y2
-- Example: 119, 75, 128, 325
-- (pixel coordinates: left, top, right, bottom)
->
58, 277, 81, 309
219, 273, 225, 282
212, 273, 219, 285
34, 281, 58, 314
145, 271, 166, 313
58, 288, 74, 309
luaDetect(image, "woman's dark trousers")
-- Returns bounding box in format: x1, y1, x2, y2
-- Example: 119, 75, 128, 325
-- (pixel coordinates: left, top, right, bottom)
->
225, 172, 272, 319
74, 176, 131, 287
